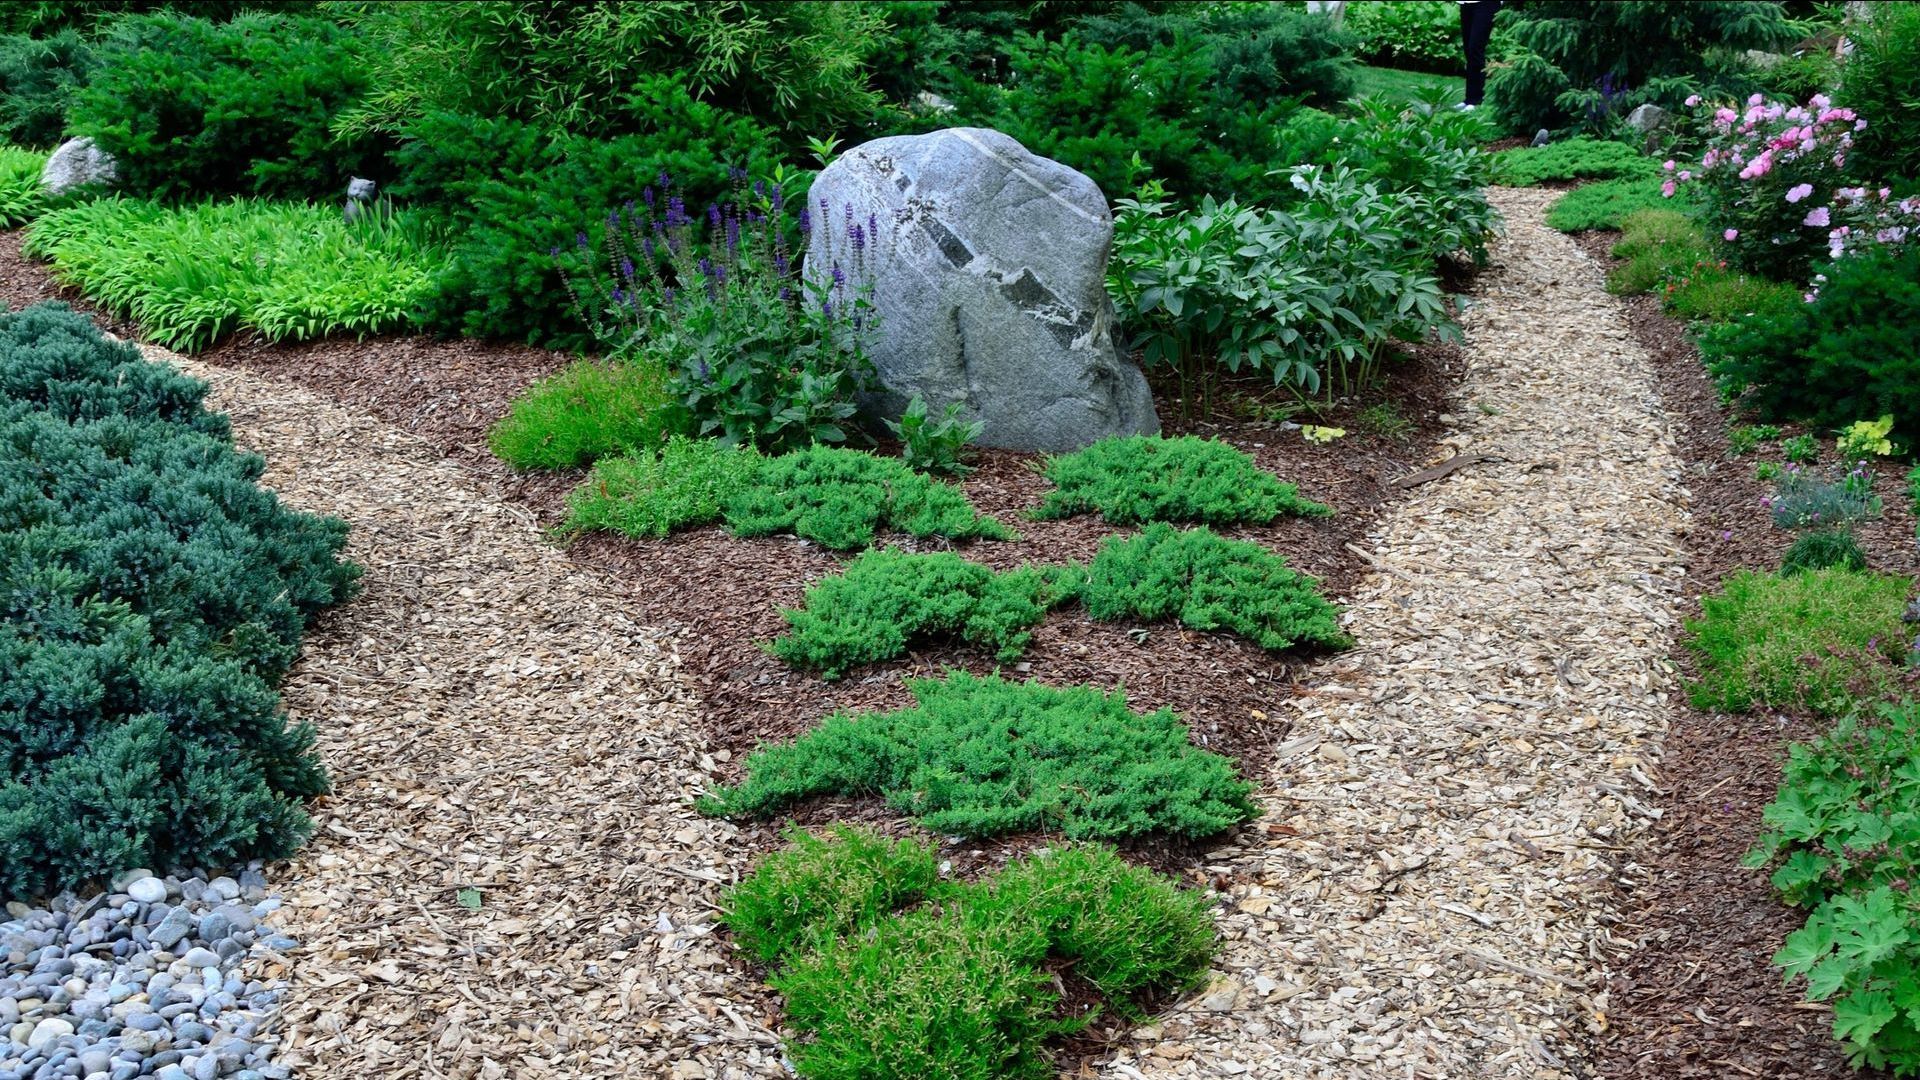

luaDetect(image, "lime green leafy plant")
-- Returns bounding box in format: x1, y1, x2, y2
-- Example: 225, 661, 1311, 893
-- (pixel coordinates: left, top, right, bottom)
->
703, 671, 1258, 841
1035, 435, 1331, 527
0, 145, 51, 227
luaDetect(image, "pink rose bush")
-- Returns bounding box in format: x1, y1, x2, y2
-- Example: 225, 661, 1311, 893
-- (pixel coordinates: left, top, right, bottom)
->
1667, 93, 1920, 282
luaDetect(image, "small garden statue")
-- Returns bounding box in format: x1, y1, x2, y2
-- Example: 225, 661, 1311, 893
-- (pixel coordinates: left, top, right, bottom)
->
343, 177, 377, 224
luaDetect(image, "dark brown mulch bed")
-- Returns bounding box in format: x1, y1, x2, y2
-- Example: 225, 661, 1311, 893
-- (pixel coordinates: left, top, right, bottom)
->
1572, 229, 1917, 1080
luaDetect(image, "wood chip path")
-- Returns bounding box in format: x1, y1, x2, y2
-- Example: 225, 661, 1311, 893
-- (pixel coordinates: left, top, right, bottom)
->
147, 349, 785, 1079
1100, 188, 1692, 1079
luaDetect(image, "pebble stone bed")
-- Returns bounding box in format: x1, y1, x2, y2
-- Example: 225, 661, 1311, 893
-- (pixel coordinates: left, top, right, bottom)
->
1, 869, 294, 1080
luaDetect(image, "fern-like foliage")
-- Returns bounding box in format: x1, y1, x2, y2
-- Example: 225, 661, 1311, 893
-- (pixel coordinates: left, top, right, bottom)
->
1035, 435, 1331, 527
1084, 524, 1349, 652
703, 671, 1258, 841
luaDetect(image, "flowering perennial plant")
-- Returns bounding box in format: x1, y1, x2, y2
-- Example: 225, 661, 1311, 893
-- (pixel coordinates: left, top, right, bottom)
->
1667, 93, 1920, 284
558, 169, 878, 453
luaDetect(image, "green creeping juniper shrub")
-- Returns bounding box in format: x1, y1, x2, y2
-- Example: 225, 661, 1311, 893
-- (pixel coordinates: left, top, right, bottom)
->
769, 551, 1080, 680
1546, 176, 1679, 233
0, 303, 357, 898
488, 357, 680, 470
1685, 569, 1912, 717
1780, 530, 1869, 577
561, 437, 760, 540
724, 825, 943, 969
728, 829, 1215, 1080
1035, 435, 1331, 527
702, 672, 1257, 841
1746, 701, 1920, 1075
1490, 137, 1659, 187
1605, 208, 1710, 294
561, 443, 1010, 551
1085, 524, 1349, 653
724, 445, 1011, 551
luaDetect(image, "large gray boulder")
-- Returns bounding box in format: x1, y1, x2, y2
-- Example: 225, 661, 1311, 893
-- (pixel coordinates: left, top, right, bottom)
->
40, 136, 117, 196
805, 127, 1158, 452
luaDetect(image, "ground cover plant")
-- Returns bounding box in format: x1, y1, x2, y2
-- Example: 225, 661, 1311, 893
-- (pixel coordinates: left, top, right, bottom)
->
0, 303, 358, 898
725, 827, 1215, 1079
1547, 175, 1677, 233
703, 671, 1258, 841
1685, 568, 1912, 717
487, 357, 678, 470
1747, 700, 1920, 1074
24, 196, 446, 352
1084, 524, 1350, 653
1034, 434, 1330, 527
561, 442, 1008, 551
769, 550, 1078, 680
0, 143, 49, 226
1490, 136, 1659, 187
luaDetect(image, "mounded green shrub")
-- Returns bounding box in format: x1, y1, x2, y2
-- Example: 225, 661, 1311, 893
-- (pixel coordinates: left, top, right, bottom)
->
703, 671, 1257, 840
1546, 176, 1677, 232
1685, 568, 1912, 717
1605, 208, 1712, 292
1035, 435, 1331, 527
488, 357, 679, 470
0, 29, 95, 148
1084, 524, 1349, 652
562, 443, 1009, 552
1490, 137, 1659, 187
0, 302, 358, 899
770, 550, 1080, 679
726, 827, 1215, 1079
23, 196, 446, 352
66, 11, 379, 200
725, 445, 1011, 551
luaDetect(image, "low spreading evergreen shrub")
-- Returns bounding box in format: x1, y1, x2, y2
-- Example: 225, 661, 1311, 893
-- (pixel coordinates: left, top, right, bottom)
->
703, 671, 1257, 840
726, 828, 1215, 1079
0, 29, 95, 148
1084, 524, 1348, 652
23, 197, 446, 352
1747, 700, 1920, 1075
0, 303, 357, 898
769, 550, 1079, 679
1685, 568, 1912, 717
562, 443, 1009, 552
1490, 137, 1659, 187
487, 357, 679, 470
725, 446, 1010, 551
561, 437, 761, 540
1035, 435, 1331, 527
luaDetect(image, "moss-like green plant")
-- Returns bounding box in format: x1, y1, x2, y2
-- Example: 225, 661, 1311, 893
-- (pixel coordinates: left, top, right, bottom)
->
1547, 176, 1680, 232
488, 357, 679, 470
725, 444, 1011, 550
703, 671, 1257, 840
1035, 435, 1330, 527
1085, 524, 1348, 652
769, 550, 1080, 679
1491, 136, 1659, 187
562, 443, 1010, 551
726, 829, 1215, 1079
561, 436, 760, 539
1780, 530, 1868, 577
1686, 568, 1912, 716
1606, 208, 1711, 294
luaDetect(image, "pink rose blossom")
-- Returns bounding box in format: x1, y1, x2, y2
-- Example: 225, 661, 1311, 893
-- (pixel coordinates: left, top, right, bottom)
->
1803, 206, 1830, 227
1663, 160, 1676, 171
1786, 183, 1814, 203
1685, 94, 1702, 107
1724, 228, 1739, 241
1661, 180, 1677, 198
